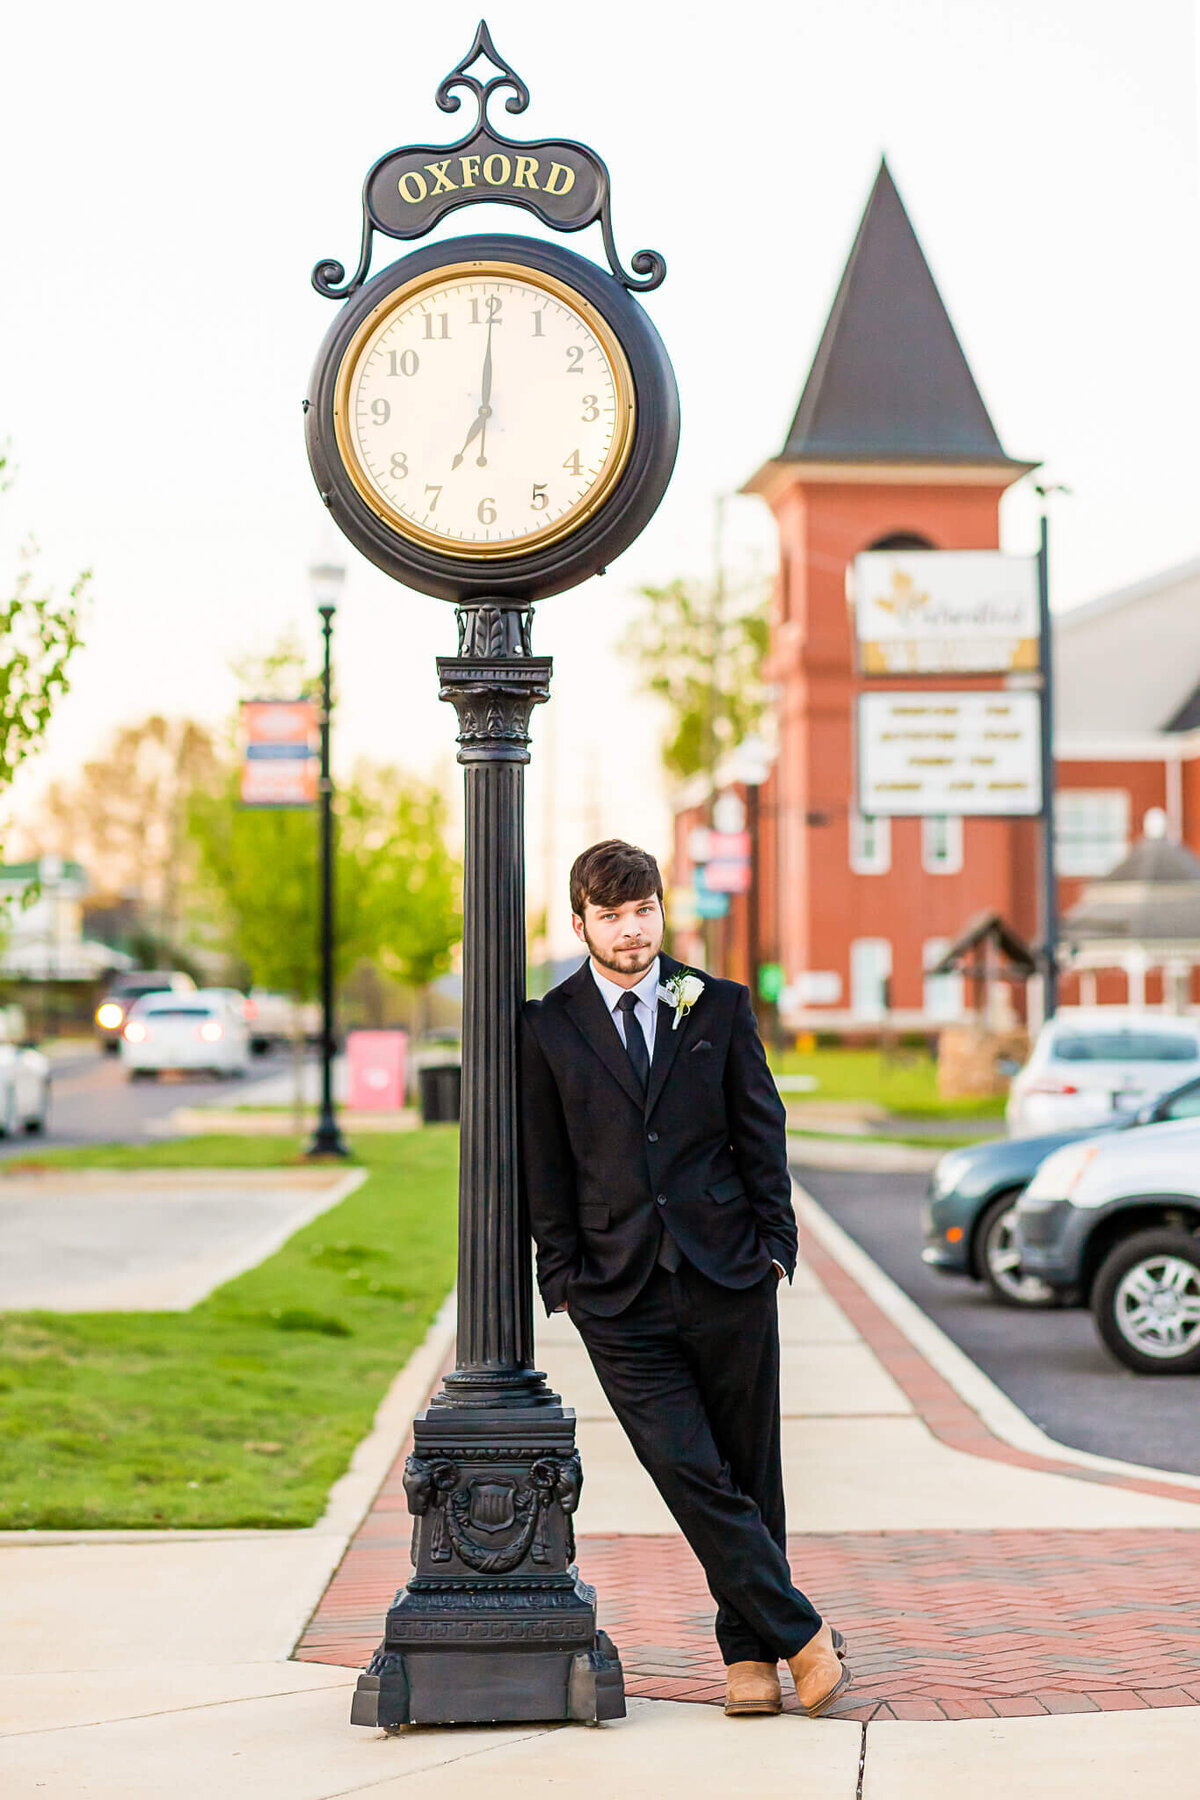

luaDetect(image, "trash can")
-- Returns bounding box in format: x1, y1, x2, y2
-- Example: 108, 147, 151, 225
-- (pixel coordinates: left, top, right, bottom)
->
418, 1063, 462, 1124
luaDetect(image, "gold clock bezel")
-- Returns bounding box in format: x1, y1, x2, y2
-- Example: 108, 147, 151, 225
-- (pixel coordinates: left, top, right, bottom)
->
332, 259, 637, 561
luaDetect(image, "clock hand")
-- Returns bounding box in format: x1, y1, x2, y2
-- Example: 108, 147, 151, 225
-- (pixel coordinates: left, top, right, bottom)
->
451, 314, 496, 471
451, 413, 485, 471
475, 315, 495, 466
480, 314, 494, 409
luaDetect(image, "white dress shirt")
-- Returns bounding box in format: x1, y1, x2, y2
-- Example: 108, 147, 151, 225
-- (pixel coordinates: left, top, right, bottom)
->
590, 955, 661, 1061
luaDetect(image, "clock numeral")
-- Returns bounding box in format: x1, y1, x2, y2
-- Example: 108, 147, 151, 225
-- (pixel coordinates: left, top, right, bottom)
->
422, 312, 450, 340
531, 309, 545, 338
388, 349, 420, 376
581, 395, 599, 422
425, 483, 442, 513
371, 398, 391, 425
477, 497, 497, 525
530, 483, 548, 512
565, 345, 584, 373
562, 450, 583, 476
469, 295, 503, 325
390, 451, 409, 479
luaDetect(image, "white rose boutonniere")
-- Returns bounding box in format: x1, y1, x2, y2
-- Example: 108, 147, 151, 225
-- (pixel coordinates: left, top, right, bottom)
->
658, 969, 706, 1031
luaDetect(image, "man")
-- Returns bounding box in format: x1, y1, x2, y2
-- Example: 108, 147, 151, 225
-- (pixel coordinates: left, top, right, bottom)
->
519, 839, 851, 1719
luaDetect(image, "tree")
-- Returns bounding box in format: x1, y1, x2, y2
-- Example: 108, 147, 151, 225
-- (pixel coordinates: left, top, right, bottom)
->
621, 576, 769, 782
34, 717, 219, 952
0, 451, 88, 807
187, 763, 461, 1014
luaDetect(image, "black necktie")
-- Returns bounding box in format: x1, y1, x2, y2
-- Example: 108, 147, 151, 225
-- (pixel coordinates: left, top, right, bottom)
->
618, 991, 682, 1274
616, 991, 649, 1093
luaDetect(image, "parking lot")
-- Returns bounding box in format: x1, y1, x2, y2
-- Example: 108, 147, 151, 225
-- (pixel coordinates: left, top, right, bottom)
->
792, 1159, 1200, 1478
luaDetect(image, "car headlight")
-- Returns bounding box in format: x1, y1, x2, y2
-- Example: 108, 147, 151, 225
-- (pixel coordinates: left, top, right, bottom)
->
96, 1002, 124, 1029
930, 1149, 973, 1199
1023, 1141, 1100, 1204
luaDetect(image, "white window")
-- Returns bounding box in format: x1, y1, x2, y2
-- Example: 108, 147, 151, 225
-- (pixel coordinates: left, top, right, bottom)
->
923, 937, 964, 1022
1055, 790, 1130, 877
850, 938, 892, 1020
849, 811, 891, 874
921, 815, 963, 874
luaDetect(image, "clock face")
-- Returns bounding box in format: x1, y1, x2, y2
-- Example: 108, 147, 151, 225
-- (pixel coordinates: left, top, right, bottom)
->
333, 261, 636, 559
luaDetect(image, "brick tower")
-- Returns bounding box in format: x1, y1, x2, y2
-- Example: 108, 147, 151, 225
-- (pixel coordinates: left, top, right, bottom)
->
744, 160, 1037, 1026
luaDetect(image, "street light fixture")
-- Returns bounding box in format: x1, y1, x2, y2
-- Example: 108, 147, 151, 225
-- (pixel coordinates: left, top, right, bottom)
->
306, 560, 349, 1160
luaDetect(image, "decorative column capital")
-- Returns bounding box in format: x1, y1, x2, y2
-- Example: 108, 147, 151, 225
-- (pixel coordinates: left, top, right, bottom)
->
437, 602, 551, 763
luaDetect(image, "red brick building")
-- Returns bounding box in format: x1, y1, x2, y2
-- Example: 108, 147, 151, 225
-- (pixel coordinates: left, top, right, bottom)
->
672, 162, 1200, 1030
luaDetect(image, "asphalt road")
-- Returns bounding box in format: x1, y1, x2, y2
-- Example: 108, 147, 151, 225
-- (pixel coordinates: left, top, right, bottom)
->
0, 1048, 292, 1159
791, 1158, 1200, 1479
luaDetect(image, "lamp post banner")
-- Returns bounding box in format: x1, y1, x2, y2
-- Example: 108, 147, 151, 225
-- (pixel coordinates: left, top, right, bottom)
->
238, 700, 317, 808
852, 550, 1040, 675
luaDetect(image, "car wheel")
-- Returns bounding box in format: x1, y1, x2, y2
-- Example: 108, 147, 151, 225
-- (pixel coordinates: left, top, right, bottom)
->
1092, 1229, 1200, 1374
976, 1191, 1059, 1308
23, 1081, 49, 1134
128, 1068, 157, 1083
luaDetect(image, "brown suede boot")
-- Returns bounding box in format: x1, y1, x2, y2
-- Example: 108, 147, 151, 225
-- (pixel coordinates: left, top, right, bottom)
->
787, 1623, 852, 1718
724, 1660, 783, 1716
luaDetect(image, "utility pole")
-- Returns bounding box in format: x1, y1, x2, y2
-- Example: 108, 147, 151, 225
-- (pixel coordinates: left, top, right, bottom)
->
704, 496, 727, 971
1034, 487, 1068, 1021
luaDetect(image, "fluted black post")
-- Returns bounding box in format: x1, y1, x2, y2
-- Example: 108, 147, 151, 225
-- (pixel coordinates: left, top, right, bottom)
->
350, 601, 624, 1730
434, 603, 550, 1400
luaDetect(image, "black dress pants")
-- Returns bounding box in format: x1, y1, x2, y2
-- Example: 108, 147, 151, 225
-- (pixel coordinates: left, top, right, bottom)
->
572, 1260, 822, 1664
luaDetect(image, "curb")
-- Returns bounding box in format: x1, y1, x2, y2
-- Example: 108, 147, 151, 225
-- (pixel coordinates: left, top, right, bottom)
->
792, 1177, 1200, 1503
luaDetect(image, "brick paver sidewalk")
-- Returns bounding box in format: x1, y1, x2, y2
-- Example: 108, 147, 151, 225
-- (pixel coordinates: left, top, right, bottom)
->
295, 1222, 1200, 1722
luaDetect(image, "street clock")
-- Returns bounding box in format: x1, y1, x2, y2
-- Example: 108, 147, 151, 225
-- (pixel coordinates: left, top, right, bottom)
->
308, 22, 677, 1733
307, 237, 677, 599
305, 30, 678, 600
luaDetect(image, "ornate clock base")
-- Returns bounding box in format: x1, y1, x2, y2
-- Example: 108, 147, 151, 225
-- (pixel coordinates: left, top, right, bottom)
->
349, 1403, 625, 1727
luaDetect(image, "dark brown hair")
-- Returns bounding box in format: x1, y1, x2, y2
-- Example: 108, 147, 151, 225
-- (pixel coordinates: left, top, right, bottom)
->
570, 839, 663, 919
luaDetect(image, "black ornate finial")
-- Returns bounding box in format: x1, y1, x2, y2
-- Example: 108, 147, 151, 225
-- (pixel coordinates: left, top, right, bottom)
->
436, 20, 530, 128
312, 23, 666, 301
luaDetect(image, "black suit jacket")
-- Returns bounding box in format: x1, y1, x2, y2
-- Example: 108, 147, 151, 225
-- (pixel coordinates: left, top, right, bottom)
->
519, 954, 797, 1317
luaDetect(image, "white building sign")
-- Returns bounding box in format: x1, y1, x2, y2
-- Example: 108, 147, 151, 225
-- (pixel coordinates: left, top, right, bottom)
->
852, 551, 1039, 675
857, 691, 1042, 817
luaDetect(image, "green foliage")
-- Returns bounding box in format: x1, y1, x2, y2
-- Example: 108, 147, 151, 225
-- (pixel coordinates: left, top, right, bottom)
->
767, 1045, 1007, 1120
0, 450, 88, 797
186, 764, 461, 1000
623, 577, 769, 781
0, 1129, 459, 1529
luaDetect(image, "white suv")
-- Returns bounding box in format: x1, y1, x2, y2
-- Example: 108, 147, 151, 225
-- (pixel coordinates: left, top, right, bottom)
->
1006, 1010, 1200, 1137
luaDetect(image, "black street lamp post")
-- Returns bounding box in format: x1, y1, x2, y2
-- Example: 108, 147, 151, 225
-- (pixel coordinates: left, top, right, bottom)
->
307, 562, 349, 1160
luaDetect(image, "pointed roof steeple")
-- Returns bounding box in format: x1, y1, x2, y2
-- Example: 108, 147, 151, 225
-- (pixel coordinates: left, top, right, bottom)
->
775, 160, 1029, 472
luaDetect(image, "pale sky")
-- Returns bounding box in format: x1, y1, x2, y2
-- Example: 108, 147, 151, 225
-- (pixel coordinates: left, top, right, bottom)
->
1, 0, 1197, 953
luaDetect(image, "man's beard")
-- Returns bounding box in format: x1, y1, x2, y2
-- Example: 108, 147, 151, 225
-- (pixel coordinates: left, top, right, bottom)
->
583, 925, 660, 979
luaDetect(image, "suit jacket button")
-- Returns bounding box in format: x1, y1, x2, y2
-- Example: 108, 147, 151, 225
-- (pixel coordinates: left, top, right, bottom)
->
656, 1194, 667, 1206
647, 1131, 659, 1143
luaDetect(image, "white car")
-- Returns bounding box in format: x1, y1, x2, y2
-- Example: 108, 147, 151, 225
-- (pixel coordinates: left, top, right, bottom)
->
121, 989, 251, 1080
0, 1043, 51, 1135
1006, 1010, 1200, 1137
1015, 1116, 1200, 1373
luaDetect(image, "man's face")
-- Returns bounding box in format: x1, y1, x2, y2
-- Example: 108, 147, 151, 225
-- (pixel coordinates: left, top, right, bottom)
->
572, 892, 665, 982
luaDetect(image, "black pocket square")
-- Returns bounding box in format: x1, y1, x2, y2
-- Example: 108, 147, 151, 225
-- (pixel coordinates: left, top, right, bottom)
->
690, 1040, 714, 1052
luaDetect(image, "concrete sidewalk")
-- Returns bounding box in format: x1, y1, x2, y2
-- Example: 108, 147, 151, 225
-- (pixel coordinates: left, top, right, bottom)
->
4, 1182, 1200, 1795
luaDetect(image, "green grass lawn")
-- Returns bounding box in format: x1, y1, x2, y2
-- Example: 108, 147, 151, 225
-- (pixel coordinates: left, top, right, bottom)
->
768, 1046, 1007, 1120
0, 1129, 458, 1530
